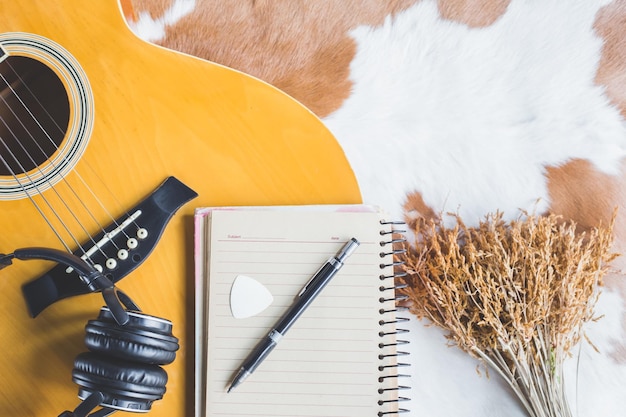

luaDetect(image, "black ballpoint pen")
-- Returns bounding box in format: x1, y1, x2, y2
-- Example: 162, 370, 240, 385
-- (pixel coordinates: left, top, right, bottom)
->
227, 237, 360, 392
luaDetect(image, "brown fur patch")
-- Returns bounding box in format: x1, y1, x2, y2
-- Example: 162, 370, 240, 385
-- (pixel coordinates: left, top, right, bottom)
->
546, 159, 618, 233
129, 0, 173, 21
131, 0, 419, 117
595, 0, 626, 119
437, 0, 510, 27
547, 158, 626, 362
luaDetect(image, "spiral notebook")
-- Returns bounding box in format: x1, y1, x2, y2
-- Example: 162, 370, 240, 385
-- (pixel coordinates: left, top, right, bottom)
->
194, 205, 410, 417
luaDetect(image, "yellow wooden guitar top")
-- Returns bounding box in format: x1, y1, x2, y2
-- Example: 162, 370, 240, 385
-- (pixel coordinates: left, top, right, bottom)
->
0, 1, 360, 415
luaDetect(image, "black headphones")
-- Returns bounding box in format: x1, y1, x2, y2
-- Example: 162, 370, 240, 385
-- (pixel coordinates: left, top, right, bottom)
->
0, 247, 179, 417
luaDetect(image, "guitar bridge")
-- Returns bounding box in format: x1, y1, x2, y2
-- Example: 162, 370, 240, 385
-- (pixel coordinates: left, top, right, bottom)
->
21, 176, 198, 317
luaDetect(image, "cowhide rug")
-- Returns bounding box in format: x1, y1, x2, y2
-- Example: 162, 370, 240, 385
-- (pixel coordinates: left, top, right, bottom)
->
125, 1, 626, 416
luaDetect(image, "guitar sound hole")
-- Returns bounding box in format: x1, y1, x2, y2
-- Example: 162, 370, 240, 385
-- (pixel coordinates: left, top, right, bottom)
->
0, 56, 70, 176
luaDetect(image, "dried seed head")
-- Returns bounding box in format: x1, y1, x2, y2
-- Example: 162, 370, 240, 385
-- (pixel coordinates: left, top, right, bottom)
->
399, 211, 617, 417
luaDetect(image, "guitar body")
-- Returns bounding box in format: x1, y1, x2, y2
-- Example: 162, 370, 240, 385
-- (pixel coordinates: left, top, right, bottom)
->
0, 1, 360, 416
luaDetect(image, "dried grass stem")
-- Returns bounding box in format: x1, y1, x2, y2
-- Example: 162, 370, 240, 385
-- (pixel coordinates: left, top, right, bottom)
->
400, 212, 616, 417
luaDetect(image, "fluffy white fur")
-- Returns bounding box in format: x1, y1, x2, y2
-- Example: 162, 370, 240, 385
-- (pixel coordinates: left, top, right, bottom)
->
323, 1, 626, 415
324, 0, 626, 226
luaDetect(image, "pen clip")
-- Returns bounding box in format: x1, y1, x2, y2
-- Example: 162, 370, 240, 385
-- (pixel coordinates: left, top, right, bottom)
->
297, 238, 359, 297
298, 257, 337, 297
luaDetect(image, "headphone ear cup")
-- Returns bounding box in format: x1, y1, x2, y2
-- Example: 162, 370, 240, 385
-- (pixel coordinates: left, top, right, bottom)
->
85, 307, 179, 365
72, 352, 168, 412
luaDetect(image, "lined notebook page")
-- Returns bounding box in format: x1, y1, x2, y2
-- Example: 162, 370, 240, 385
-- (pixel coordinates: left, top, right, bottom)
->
196, 208, 399, 417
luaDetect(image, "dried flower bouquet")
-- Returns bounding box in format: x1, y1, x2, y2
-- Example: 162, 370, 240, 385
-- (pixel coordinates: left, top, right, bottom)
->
399, 212, 616, 417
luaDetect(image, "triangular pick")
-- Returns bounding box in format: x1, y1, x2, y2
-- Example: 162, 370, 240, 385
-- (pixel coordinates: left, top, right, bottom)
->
230, 275, 273, 319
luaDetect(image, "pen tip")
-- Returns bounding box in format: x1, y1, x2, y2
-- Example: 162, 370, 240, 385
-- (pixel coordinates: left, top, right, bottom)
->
227, 380, 238, 393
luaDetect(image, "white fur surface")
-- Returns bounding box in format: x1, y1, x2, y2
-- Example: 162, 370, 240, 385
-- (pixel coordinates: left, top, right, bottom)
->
323, 0, 626, 226
565, 286, 626, 416
128, 0, 196, 43
322, 1, 626, 415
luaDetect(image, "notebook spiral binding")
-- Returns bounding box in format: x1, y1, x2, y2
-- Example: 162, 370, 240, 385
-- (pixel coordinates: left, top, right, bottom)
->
377, 220, 410, 416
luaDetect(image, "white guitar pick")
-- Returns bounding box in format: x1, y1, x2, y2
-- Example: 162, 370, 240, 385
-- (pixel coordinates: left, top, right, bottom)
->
229, 275, 274, 319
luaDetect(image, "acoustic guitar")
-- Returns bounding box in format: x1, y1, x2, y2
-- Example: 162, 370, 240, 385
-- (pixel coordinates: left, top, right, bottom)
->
0, 1, 360, 416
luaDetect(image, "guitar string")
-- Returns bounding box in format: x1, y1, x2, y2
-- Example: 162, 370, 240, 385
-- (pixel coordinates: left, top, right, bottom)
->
0, 59, 135, 263
0, 138, 72, 253
0, 136, 76, 253
2, 51, 165, 272
2, 59, 134, 246
0, 67, 119, 250
7, 59, 147, 250
0, 73, 101, 259
0, 72, 101, 260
